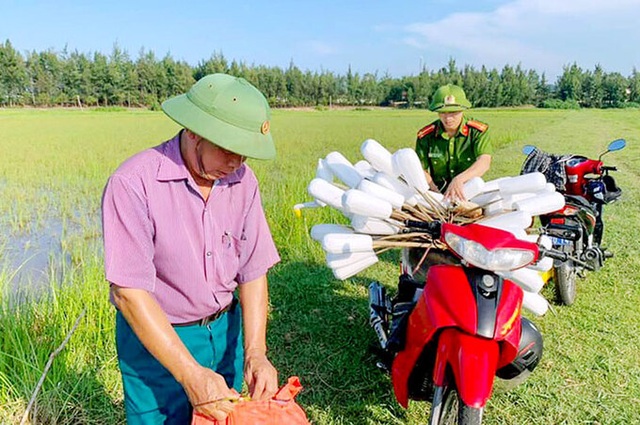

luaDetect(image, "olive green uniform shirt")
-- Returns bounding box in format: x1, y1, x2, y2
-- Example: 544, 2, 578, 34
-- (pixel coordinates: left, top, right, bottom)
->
415, 116, 492, 190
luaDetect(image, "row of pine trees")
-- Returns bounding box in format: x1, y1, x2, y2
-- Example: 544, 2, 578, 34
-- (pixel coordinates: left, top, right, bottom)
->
1, 40, 640, 109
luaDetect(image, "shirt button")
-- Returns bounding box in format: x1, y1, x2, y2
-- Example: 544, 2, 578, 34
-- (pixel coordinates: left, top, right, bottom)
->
206, 251, 212, 257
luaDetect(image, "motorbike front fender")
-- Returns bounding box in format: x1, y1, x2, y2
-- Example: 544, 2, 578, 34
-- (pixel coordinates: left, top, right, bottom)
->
433, 328, 500, 409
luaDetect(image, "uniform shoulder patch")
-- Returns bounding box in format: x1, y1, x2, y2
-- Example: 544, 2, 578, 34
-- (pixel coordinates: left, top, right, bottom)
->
467, 120, 488, 132
417, 124, 436, 138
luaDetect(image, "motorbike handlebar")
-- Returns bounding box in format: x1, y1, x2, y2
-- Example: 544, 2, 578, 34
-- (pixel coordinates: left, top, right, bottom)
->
601, 165, 617, 172
404, 220, 442, 238
538, 247, 596, 271
539, 247, 568, 261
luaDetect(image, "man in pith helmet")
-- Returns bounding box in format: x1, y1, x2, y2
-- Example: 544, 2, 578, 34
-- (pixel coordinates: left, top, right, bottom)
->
415, 84, 493, 201
102, 73, 280, 423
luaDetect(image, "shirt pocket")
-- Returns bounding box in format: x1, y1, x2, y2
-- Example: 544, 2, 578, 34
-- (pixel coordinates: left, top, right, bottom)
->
430, 156, 447, 180
457, 143, 475, 171
219, 230, 244, 287
459, 154, 474, 170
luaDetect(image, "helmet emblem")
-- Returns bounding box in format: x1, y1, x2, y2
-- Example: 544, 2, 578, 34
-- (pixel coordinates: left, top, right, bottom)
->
444, 95, 456, 105
260, 120, 270, 135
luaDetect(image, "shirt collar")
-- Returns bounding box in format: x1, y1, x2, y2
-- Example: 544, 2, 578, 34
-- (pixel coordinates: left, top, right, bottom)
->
157, 133, 189, 182
156, 132, 244, 185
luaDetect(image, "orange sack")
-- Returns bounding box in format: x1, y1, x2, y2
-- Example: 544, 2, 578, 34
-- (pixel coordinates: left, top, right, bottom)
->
191, 376, 311, 425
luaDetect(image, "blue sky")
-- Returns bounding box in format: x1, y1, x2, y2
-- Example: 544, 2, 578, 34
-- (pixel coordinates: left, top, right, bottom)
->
2, 0, 639, 81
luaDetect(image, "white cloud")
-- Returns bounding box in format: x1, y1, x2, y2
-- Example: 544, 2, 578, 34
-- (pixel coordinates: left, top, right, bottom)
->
519, 0, 640, 16
402, 0, 640, 76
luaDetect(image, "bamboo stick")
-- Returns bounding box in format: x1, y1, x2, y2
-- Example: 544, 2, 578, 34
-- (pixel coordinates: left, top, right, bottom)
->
373, 240, 436, 249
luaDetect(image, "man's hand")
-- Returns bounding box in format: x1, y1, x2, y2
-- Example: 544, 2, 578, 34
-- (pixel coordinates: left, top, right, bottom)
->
244, 350, 278, 400
183, 366, 240, 421
443, 154, 492, 203
444, 175, 466, 202
239, 276, 278, 401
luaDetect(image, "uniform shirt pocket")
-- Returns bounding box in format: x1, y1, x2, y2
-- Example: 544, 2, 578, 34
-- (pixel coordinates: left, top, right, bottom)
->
457, 142, 476, 172
459, 155, 474, 169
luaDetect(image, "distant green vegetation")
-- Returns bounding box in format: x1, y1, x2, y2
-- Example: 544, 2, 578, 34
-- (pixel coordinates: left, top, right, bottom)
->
1, 108, 639, 424
2, 39, 640, 109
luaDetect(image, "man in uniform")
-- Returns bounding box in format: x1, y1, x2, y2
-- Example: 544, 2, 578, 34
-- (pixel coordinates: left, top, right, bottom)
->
389, 85, 494, 352
415, 84, 492, 201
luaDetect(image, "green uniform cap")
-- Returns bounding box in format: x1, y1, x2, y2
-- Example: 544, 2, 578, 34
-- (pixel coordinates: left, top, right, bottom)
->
161, 73, 276, 160
429, 84, 471, 112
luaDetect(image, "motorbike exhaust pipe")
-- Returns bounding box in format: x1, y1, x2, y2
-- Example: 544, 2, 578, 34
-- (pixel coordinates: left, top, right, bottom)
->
369, 282, 390, 350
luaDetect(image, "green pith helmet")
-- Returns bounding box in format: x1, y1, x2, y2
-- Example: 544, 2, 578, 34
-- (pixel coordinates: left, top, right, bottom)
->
161, 73, 276, 160
429, 84, 471, 112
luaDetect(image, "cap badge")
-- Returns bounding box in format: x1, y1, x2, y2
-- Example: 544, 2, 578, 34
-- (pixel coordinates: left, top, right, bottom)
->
444, 95, 456, 105
260, 120, 270, 135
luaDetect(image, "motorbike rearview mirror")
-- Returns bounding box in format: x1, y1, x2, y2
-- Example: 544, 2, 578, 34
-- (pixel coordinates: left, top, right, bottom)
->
522, 145, 536, 155
599, 138, 626, 160
608, 139, 626, 152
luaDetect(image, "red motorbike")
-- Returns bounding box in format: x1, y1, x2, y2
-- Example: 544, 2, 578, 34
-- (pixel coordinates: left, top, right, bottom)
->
369, 220, 559, 424
520, 139, 625, 305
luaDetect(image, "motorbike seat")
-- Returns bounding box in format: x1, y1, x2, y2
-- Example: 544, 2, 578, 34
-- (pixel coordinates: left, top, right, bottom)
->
564, 194, 592, 208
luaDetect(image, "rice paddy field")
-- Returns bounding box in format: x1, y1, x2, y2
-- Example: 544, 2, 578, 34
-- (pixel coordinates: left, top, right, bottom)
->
1, 107, 639, 424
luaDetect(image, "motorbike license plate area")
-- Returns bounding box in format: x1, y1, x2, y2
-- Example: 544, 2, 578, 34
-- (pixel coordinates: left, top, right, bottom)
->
551, 237, 571, 246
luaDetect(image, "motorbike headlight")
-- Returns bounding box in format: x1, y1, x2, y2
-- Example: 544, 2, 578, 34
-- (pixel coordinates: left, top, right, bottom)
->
444, 231, 536, 271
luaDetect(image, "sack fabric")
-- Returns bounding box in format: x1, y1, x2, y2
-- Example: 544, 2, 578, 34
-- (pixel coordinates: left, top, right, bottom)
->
191, 376, 310, 425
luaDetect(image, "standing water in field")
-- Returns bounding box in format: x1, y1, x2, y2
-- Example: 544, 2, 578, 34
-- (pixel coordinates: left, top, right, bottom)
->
0, 215, 95, 302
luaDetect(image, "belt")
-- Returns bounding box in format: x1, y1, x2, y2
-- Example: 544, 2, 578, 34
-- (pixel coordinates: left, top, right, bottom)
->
173, 298, 237, 327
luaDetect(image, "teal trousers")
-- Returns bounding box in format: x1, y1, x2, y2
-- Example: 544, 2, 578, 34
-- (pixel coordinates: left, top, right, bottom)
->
115, 304, 244, 425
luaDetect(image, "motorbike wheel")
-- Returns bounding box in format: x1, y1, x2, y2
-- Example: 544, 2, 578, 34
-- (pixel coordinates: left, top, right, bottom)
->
436, 386, 483, 425
555, 244, 578, 306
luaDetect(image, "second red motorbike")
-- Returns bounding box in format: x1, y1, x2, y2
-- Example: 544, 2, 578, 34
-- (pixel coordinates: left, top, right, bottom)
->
520, 138, 625, 304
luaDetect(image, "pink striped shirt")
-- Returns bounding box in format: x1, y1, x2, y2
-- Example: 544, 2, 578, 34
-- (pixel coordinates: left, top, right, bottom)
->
102, 134, 280, 323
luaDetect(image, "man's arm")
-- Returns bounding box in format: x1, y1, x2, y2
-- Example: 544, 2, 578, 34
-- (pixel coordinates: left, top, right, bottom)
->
444, 154, 492, 201
111, 286, 238, 420
238, 275, 278, 401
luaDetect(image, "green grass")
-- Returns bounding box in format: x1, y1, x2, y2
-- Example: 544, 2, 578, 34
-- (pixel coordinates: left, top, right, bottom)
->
1, 108, 639, 424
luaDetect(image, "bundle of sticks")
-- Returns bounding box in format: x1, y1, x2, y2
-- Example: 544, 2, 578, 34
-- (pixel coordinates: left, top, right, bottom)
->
297, 139, 566, 316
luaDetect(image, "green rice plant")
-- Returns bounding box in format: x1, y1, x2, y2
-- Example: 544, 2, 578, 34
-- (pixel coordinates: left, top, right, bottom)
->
0, 108, 639, 424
